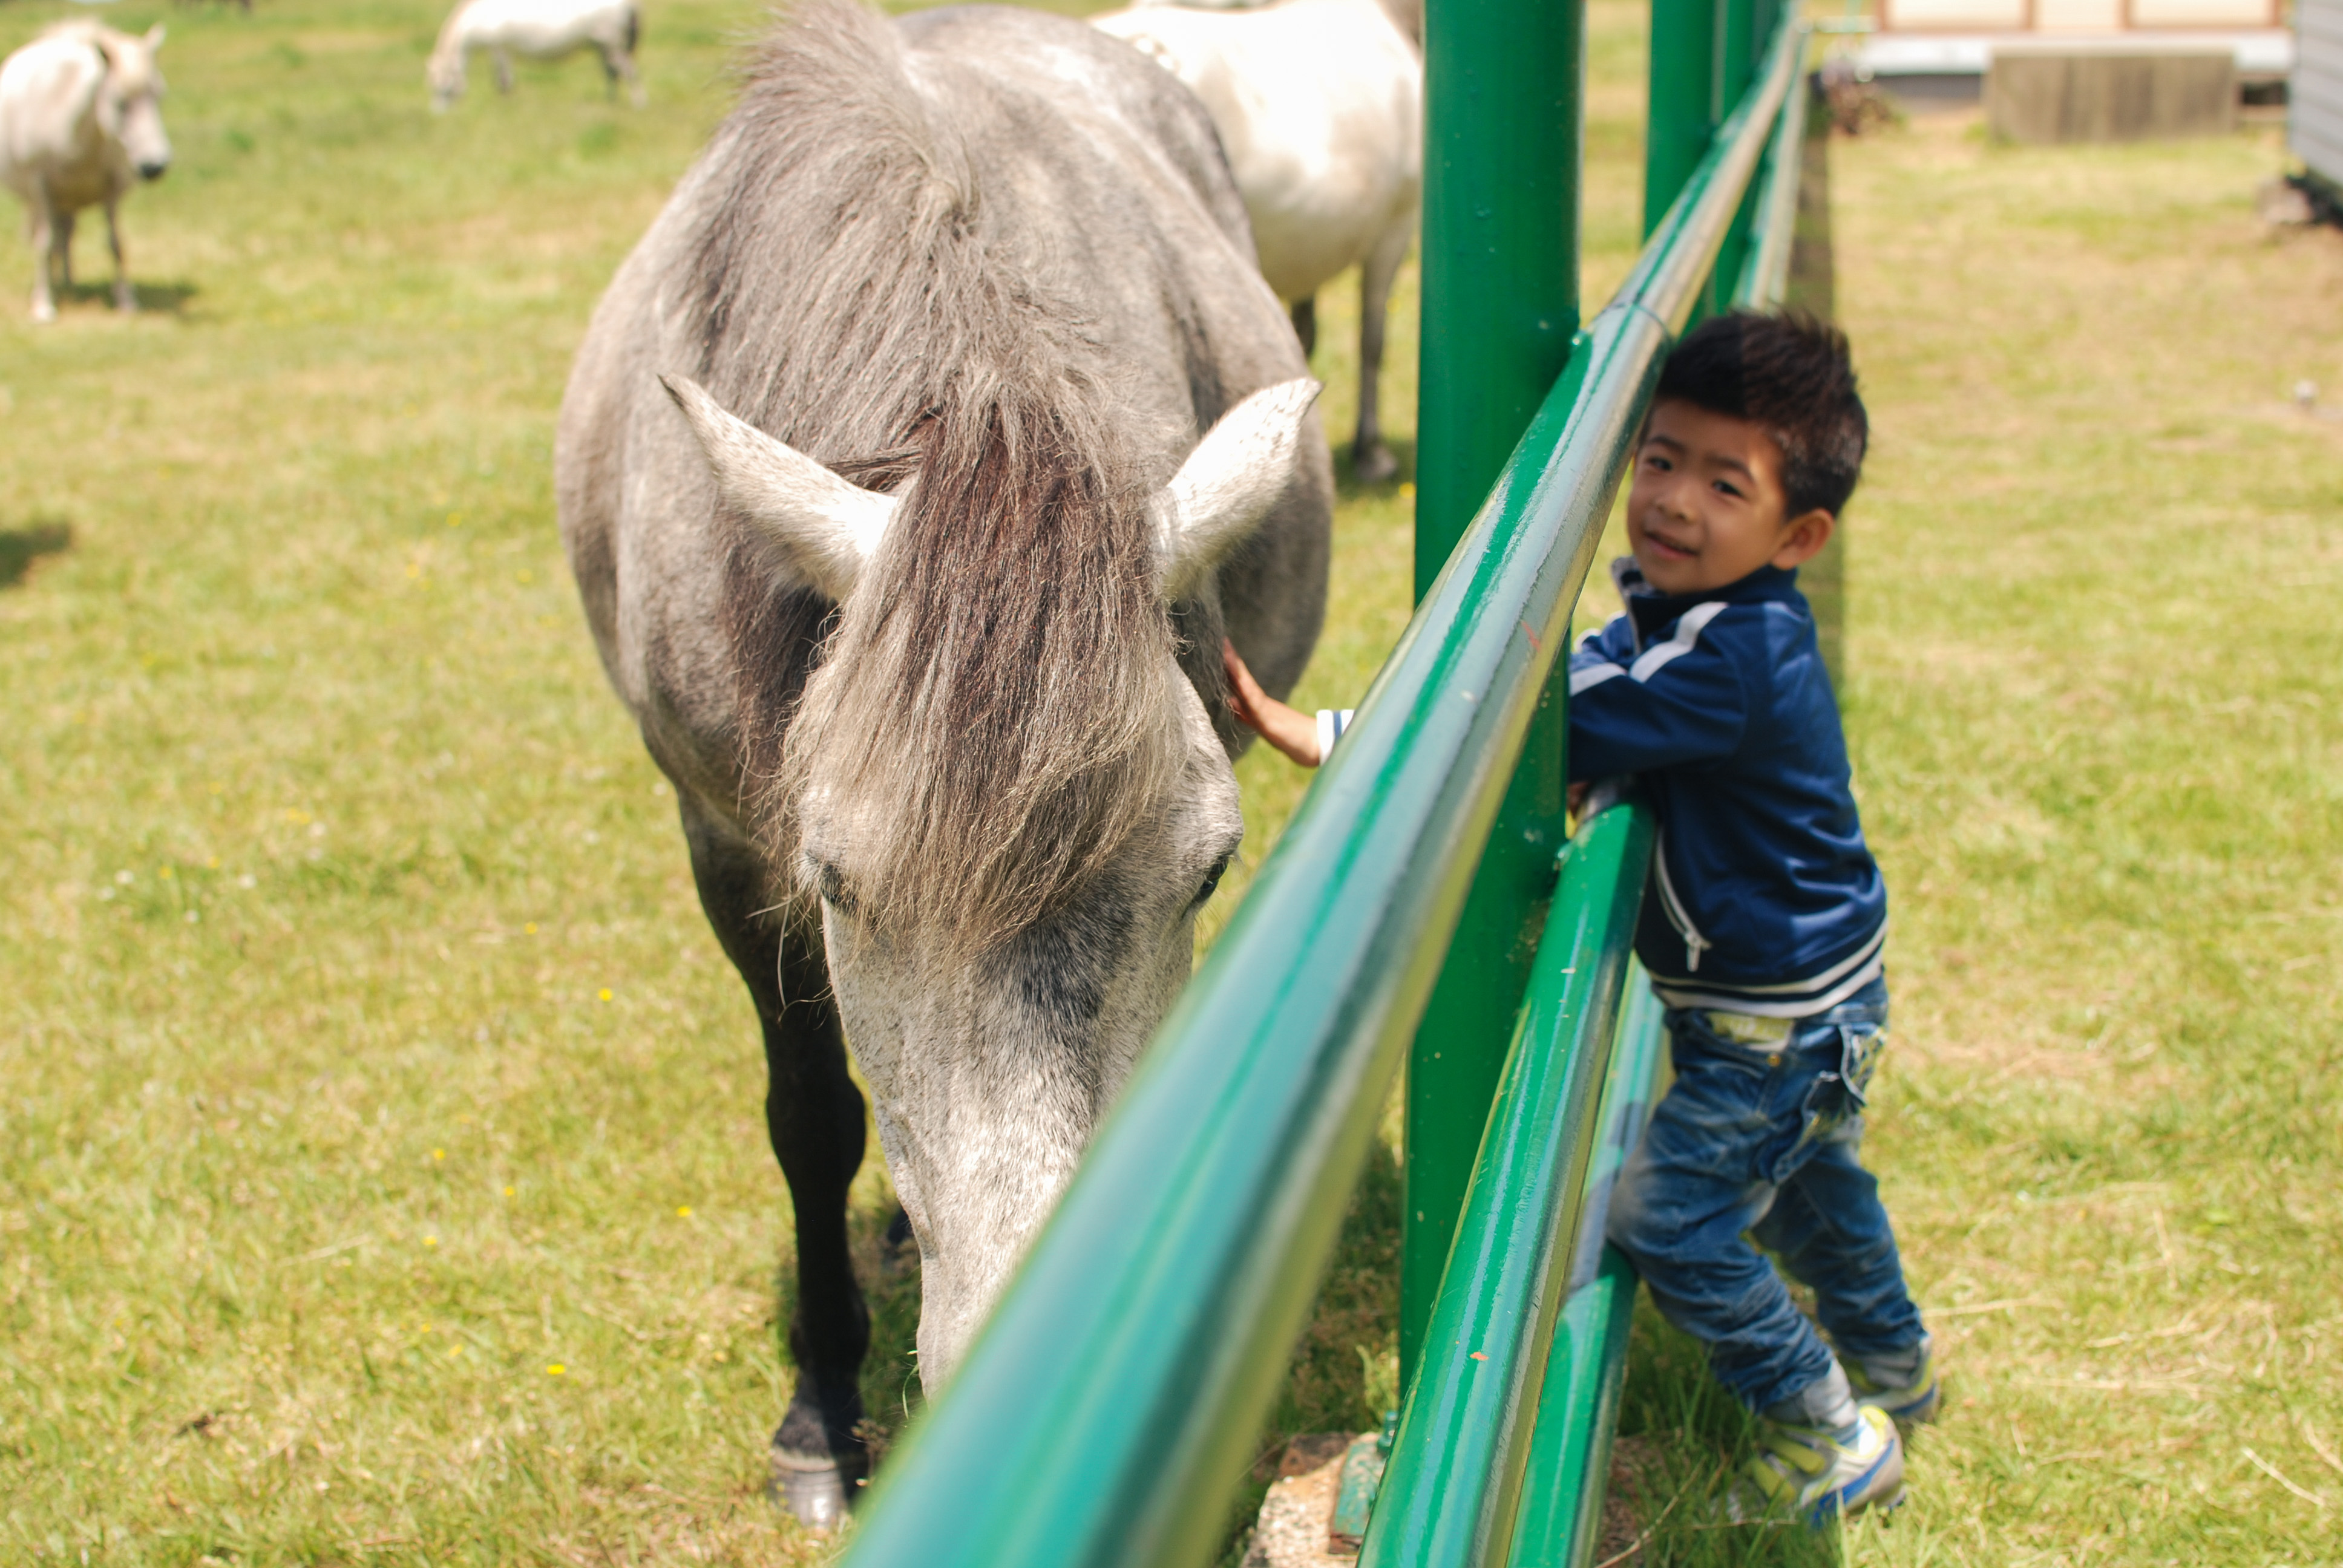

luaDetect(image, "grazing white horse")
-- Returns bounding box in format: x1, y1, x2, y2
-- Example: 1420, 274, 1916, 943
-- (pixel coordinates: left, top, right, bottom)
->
0, 21, 170, 323
1095, 0, 1421, 481
428, 0, 644, 112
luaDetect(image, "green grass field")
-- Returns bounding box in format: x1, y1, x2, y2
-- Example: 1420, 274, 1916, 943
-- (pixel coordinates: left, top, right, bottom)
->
2, 0, 2338, 1563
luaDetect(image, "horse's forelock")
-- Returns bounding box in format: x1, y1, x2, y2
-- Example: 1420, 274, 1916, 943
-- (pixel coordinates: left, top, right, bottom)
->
784, 384, 1182, 959
701, 0, 1188, 957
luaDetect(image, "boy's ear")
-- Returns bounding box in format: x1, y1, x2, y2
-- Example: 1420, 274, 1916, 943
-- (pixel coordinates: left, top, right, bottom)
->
1771, 507, 1835, 570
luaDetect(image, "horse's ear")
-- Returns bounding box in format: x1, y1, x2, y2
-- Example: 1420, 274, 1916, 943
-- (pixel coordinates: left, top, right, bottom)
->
661, 375, 898, 603
1155, 378, 1320, 603
145, 25, 166, 51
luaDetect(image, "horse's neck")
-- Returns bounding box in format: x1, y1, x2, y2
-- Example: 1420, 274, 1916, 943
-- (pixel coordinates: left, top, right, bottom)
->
1368, 0, 1421, 45
433, 1, 483, 58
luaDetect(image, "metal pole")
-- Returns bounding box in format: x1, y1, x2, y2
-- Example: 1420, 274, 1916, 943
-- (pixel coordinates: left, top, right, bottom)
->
1403, 0, 1587, 1393
1788, 74, 1847, 690
1706, 0, 1761, 317
1643, 0, 1719, 242
1416, 0, 1585, 590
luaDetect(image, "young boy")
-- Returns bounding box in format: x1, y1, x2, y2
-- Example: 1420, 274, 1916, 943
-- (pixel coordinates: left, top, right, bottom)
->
1567, 310, 1930, 1524
1226, 311, 1931, 1526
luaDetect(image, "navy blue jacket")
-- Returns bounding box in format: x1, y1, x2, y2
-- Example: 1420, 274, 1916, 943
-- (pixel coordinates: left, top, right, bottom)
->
1567, 559, 1886, 1016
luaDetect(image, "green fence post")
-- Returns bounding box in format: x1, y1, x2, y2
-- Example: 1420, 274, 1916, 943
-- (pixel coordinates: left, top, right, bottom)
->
1788, 73, 1847, 690
1707, 0, 1759, 316
1643, 0, 1719, 241
1403, 0, 1587, 1391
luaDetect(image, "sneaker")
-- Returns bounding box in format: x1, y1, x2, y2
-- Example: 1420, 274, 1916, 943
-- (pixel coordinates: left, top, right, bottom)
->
1849, 1346, 1942, 1427
1728, 1406, 1905, 1529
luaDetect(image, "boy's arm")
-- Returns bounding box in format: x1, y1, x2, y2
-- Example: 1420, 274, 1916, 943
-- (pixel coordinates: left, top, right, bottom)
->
1224, 639, 1325, 766
1566, 619, 1748, 780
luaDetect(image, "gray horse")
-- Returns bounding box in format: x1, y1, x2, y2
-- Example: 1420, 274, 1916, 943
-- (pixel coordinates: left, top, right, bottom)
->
555, 0, 1330, 1523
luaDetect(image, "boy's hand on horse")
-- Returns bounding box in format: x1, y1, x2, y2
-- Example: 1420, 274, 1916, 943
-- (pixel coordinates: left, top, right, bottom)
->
1223, 639, 1322, 766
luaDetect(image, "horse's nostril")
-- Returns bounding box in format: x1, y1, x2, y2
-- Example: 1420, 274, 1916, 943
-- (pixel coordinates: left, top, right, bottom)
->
139, 163, 168, 181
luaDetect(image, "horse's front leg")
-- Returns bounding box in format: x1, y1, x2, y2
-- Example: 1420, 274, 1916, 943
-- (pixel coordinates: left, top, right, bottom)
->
684, 812, 871, 1529
1289, 295, 1317, 359
767, 929, 874, 1525
1351, 215, 1412, 485
103, 198, 134, 313
53, 206, 76, 293
28, 198, 57, 322
613, 47, 646, 108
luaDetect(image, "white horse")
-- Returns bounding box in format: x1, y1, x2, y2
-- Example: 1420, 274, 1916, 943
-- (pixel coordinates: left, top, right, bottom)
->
427, 0, 644, 112
1132, 0, 1421, 38
0, 21, 170, 322
1095, 0, 1421, 481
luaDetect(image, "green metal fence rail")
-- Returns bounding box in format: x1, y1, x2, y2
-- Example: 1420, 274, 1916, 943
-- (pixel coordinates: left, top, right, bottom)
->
1502, 973, 1668, 1568
831, 10, 1812, 1568
1356, 805, 1654, 1568
1733, 33, 1814, 311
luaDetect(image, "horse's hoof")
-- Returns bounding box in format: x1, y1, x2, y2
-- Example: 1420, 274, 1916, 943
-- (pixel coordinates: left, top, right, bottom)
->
1352, 445, 1400, 485
770, 1444, 854, 1530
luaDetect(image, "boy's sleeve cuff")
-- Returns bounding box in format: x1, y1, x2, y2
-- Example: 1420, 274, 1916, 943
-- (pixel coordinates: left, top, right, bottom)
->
1316, 708, 1353, 760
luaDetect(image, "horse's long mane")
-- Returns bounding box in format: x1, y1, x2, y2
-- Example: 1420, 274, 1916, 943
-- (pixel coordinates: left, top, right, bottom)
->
687, 0, 1181, 955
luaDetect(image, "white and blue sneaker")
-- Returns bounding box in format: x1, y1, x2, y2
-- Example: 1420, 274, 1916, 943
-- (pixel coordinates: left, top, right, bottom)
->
1728, 1406, 1906, 1528
1849, 1341, 1942, 1428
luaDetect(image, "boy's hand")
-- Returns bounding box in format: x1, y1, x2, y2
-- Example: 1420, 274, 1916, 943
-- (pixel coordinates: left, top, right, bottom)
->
1223, 639, 1323, 766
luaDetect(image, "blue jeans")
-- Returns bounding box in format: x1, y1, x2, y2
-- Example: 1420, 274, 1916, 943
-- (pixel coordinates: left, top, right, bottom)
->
1605, 976, 1925, 1414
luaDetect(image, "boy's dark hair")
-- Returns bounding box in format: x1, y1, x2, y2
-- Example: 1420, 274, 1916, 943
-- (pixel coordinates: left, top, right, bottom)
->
1654, 310, 1867, 519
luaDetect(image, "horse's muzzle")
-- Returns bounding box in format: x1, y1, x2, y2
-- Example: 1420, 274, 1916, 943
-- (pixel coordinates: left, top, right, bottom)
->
137, 162, 169, 183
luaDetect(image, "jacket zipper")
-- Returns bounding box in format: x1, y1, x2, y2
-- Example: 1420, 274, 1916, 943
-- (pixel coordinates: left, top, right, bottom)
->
1612, 563, 1711, 973
1651, 828, 1712, 973
1610, 558, 1648, 656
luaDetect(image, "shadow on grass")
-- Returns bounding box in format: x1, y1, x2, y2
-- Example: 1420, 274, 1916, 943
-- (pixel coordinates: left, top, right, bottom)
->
0, 521, 71, 589
1613, 1295, 1849, 1567
1337, 436, 1417, 498
45, 278, 202, 315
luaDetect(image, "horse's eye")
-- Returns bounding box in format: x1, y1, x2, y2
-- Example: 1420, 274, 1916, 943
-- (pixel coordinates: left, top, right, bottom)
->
816, 862, 853, 912
1193, 855, 1230, 907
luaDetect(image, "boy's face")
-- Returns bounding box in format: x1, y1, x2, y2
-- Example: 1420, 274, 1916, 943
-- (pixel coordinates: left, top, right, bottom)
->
1624, 399, 1834, 596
